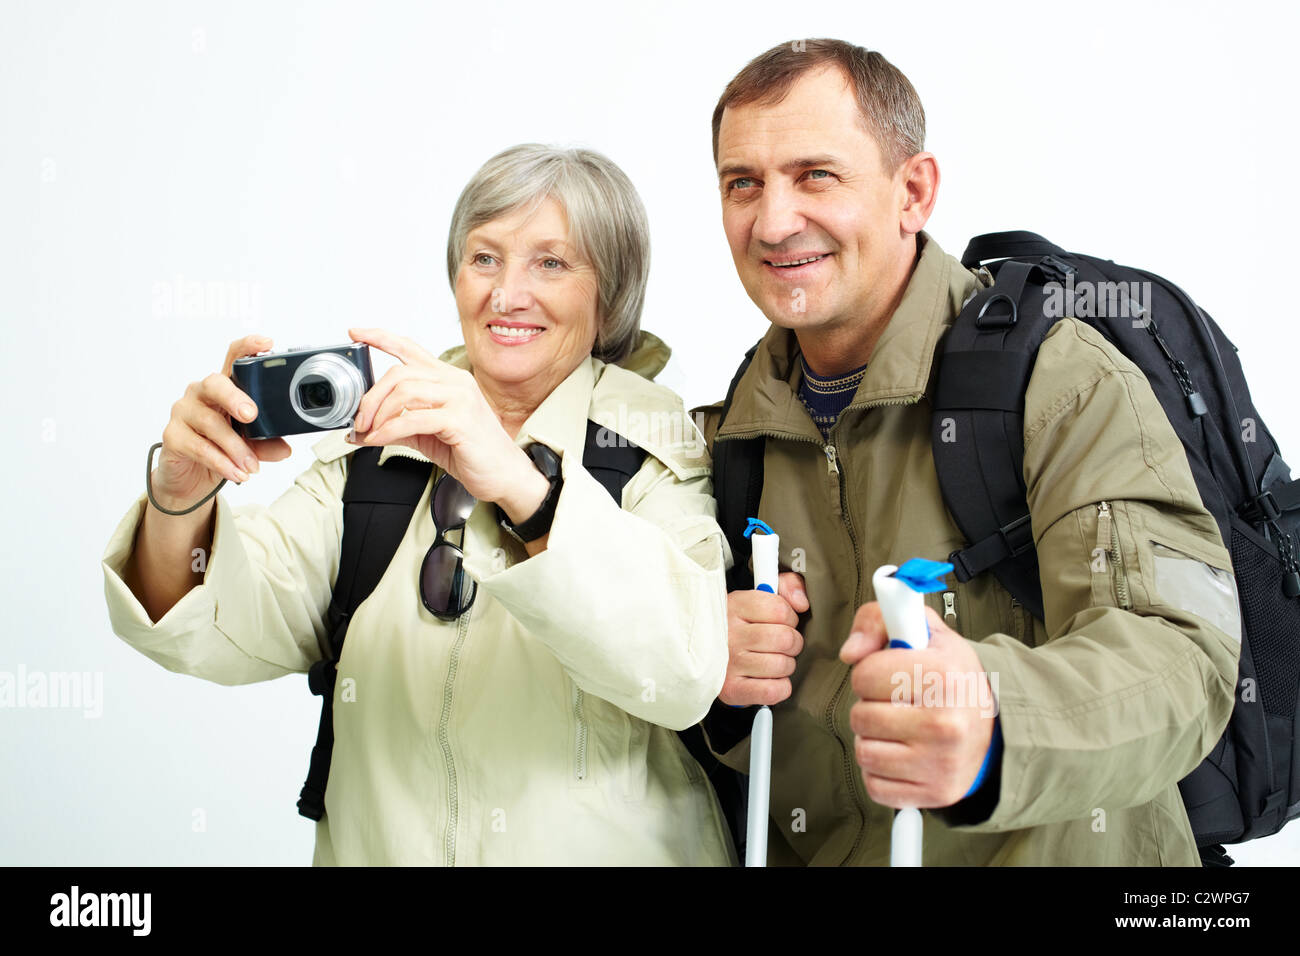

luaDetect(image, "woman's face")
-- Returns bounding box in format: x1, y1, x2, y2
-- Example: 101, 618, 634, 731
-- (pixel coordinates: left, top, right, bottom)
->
455, 195, 601, 400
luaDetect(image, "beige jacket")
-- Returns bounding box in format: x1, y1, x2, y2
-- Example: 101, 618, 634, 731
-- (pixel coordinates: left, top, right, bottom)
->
102, 335, 736, 865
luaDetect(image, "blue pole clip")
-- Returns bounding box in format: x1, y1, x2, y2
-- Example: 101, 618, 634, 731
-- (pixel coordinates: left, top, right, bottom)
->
744, 517, 774, 538
892, 557, 954, 593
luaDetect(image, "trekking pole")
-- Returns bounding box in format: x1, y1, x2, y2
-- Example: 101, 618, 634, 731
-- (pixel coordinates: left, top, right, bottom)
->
743, 518, 780, 867
870, 558, 954, 867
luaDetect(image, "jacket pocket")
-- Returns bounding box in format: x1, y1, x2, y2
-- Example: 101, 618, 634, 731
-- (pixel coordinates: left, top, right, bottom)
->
1149, 541, 1241, 643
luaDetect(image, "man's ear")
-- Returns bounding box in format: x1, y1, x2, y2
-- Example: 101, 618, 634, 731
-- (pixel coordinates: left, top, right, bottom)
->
899, 151, 940, 237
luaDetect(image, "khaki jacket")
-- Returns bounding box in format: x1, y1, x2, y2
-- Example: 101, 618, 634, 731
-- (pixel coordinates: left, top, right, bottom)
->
102, 334, 736, 865
697, 232, 1242, 866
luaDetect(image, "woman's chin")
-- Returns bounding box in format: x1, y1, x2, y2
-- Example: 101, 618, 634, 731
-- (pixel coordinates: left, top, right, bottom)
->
470, 349, 549, 388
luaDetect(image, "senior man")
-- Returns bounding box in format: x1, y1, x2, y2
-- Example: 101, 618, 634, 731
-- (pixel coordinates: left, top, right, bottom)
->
695, 38, 1242, 866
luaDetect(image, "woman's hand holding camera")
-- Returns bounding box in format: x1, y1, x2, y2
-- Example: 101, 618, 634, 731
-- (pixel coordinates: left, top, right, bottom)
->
152, 334, 293, 512
346, 328, 550, 524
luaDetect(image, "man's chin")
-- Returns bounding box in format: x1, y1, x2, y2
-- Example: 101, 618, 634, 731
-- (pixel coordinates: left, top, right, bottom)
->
754, 302, 833, 332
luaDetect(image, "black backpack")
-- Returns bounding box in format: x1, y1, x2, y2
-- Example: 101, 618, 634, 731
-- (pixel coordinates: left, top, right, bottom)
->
712, 232, 1300, 866
296, 421, 748, 856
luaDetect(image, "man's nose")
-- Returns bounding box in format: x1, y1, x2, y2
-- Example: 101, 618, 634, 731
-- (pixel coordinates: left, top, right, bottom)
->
752, 181, 806, 248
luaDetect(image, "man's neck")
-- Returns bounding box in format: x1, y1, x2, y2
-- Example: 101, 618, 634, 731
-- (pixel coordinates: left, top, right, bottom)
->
794, 237, 922, 378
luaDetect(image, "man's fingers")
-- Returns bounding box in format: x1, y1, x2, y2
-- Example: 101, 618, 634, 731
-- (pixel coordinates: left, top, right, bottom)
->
734, 622, 803, 657
777, 571, 809, 613
860, 769, 930, 810
848, 647, 929, 703
849, 697, 925, 741
840, 601, 888, 664
728, 589, 799, 629
718, 676, 792, 708
853, 736, 919, 782
734, 648, 798, 680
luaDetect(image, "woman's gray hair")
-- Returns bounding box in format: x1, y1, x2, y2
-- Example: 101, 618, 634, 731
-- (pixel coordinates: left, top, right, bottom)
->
446, 144, 650, 364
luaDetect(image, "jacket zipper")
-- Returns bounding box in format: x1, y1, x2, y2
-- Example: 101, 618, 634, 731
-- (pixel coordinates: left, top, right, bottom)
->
1096, 501, 1133, 609
943, 590, 958, 627
1009, 597, 1027, 644
717, 395, 919, 866
573, 683, 588, 781
436, 611, 471, 866
822, 434, 868, 866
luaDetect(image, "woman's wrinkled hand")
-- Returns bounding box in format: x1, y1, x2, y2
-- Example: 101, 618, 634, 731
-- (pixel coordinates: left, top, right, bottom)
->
152, 334, 293, 512
346, 328, 546, 514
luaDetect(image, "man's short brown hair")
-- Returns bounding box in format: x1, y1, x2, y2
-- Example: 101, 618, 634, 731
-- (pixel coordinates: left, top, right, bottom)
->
711, 38, 926, 174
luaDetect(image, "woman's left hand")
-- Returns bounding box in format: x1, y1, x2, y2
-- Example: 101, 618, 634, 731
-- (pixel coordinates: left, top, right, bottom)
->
345, 328, 549, 519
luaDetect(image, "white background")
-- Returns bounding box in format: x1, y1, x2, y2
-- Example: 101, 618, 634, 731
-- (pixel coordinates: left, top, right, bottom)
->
2, 0, 1297, 865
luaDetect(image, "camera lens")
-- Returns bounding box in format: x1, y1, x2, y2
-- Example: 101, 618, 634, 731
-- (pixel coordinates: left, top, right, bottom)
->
298, 378, 334, 411
289, 353, 367, 429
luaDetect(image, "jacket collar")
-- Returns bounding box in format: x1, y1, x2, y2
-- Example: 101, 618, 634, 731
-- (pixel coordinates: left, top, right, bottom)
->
716, 230, 980, 441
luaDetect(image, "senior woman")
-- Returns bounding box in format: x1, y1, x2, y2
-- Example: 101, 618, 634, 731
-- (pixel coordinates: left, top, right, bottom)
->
100, 144, 737, 865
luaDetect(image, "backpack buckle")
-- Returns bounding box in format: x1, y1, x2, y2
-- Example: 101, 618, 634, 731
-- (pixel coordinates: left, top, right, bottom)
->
998, 513, 1035, 555
948, 513, 1035, 582
307, 658, 337, 697
1241, 490, 1282, 524
1037, 255, 1076, 284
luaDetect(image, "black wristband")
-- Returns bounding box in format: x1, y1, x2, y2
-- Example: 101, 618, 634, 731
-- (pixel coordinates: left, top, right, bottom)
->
498, 444, 563, 543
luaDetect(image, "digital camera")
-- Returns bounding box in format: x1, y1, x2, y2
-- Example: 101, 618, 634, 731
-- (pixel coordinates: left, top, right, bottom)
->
231, 343, 374, 439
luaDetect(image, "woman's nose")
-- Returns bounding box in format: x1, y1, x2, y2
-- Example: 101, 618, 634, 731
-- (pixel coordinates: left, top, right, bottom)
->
491, 261, 537, 314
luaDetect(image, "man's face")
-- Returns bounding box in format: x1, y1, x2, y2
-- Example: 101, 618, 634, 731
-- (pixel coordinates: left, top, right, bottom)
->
716, 65, 907, 333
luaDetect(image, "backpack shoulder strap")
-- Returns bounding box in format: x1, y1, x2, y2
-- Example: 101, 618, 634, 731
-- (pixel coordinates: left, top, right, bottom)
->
327, 447, 435, 658
582, 419, 647, 503
931, 257, 1070, 621
961, 231, 1067, 269
299, 444, 433, 820
714, 340, 766, 592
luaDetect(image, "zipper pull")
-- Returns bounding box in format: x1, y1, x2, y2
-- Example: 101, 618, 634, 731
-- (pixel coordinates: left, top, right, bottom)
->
1095, 501, 1113, 562
824, 444, 844, 517
942, 590, 957, 626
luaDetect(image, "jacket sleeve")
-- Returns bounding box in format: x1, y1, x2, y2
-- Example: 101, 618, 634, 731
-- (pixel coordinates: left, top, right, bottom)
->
460, 441, 730, 733
100, 452, 347, 685
932, 319, 1242, 831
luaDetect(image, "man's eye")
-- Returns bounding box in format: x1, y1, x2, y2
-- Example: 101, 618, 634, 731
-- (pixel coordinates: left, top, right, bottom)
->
807, 169, 832, 181
728, 177, 756, 192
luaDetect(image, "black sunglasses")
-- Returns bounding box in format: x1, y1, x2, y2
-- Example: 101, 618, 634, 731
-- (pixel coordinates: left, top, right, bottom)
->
419, 471, 478, 622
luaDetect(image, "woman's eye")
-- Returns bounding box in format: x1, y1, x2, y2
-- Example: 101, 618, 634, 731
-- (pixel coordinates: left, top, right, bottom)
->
474, 253, 496, 266
541, 258, 564, 270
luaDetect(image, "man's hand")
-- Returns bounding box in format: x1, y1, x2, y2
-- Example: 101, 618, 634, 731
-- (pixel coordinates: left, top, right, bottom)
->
718, 571, 809, 706
839, 602, 997, 809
